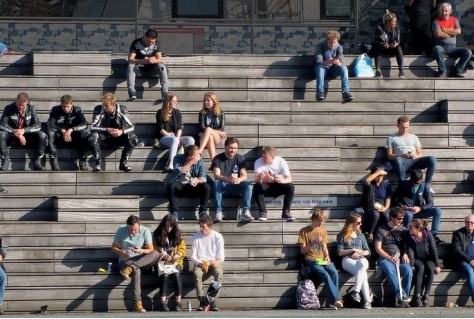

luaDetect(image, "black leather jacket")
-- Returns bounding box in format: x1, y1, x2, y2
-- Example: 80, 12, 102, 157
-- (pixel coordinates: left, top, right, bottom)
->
91, 104, 134, 134
47, 105, 88, 132
198, 110, 225, 133
0, 102, 42, 134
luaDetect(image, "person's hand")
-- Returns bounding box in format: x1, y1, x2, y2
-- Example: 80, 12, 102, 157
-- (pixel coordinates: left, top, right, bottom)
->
387, 255, 398, 264
401, 254, 410, 264
274, 174, 283, 183
324, 255, 331, 263
198, 262, 207, 271
434, 267, 441, 275
310, 235, 323, 245
210, 260, 218, 267
18, 135, 27, 145
383, 42, 390, 49
230, 176, 240, 184
62, 128, 73, 142
412, 206, 421, 214
13, 128, 25, 138
391, 42, 399, 48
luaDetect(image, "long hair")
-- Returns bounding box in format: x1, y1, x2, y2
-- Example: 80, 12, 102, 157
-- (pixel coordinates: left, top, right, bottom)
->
340, 213, 362, 243
160, 92, 176, 122
153, 214, 182, 248
200, 92, 222, 116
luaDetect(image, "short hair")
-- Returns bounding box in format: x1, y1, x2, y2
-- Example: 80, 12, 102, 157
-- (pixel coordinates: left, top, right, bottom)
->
199, 214, 214, 227
410, 169, 424, 183
262, 146, 276, 157
311, 209, 327, 222
126, 214, 140, 225
145, 29, 158, 39
439, 2, 452, 14
16, 92, 29, 103
397, 116, 410, 124
60, 95, 73, 104
370, 166, 382, 174
383, 9, 397, 23
225, 137, 240, 147
389, 207, 405, 219
184, 144, 199, 157
326, 30, 340, 41
101, 92, 116, 105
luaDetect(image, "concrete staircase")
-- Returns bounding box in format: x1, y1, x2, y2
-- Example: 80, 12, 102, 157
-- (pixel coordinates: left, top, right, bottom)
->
0, 51, 474, 312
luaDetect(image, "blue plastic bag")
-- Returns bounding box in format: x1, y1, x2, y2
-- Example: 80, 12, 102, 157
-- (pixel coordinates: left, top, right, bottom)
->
354, 53, 375, 77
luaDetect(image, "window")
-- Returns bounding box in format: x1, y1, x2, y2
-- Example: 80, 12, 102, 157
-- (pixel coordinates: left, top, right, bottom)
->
172, 0, 223, 19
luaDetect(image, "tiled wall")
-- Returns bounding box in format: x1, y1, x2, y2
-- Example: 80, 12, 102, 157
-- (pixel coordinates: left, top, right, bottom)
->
0, 0, 473, 55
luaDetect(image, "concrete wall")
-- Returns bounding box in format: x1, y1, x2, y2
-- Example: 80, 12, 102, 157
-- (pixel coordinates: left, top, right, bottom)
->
1, 0, 473, 54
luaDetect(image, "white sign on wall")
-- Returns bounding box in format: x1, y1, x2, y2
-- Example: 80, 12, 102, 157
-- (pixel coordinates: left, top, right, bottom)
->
264, 196, 337, 207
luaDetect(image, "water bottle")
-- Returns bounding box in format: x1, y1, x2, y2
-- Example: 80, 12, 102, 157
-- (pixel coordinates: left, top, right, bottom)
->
187, 301, 192, 311
445, 302, 458, 307
107, 262, 113, 272
236, 206, 242, 221
231, 165, 239, 179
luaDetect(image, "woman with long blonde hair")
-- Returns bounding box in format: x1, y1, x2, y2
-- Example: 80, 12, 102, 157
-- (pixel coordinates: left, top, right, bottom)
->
197, 92, 227, 161
156, 93, 195, 172
337, 213, 372, 309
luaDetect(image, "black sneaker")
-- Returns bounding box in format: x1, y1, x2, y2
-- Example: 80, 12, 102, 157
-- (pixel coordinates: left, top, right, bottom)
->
316, 91, 325, 101
375, 69, 383, 78
342, 92, 353, 102
434, 235, 445, 244
175, 302, 182, 312
450, 71, 465, 78
197, 299, 206, 311
210, 299, 219, 311
128, 92, 137, 101
399, 71, 405, 78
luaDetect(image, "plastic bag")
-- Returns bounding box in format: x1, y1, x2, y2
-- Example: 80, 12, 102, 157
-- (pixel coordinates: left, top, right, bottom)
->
354, 53, 375, 78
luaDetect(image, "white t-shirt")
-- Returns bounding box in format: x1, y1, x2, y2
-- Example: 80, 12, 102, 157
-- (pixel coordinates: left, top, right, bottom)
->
254, 156, 291, 184
191, 230, 225, 265
385, 133, 421, 154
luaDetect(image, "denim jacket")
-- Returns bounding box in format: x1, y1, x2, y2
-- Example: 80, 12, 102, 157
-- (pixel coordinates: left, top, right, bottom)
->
172, 153, 206, 182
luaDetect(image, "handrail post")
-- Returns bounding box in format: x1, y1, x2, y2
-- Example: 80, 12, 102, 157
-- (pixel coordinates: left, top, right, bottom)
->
135, 0, 139, 39
251, 0, 255, 54
355, 0, 359, 50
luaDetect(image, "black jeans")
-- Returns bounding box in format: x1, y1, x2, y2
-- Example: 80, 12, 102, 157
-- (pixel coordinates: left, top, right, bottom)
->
159, 265, 183, 297
0, 130, 47, 157
372, 42, 404, 71
47, 129, 89, 158
253, 182, 295, 213
167, 180, 211, 213
410, 19, 432, 55
362, 208, 390, 235
413, 259, 436, 297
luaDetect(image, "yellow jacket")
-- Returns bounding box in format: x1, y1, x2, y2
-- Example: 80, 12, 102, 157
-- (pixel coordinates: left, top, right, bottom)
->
154, 236, 186, 268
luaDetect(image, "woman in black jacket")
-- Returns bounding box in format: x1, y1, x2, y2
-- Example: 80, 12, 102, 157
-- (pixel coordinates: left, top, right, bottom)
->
407, 218, 441, 307
197, 92, 227, 161
371, 9, 404, 78
156, 93, 195, 172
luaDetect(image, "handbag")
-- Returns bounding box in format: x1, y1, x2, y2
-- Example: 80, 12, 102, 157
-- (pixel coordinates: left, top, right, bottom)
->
157, 260, 179, 276
354, 53, 375, 78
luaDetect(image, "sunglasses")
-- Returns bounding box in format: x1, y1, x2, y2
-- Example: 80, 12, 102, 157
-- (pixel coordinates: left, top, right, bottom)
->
353, 221, 362, 225
395, 217, 404, 221
408, 226, 415, 229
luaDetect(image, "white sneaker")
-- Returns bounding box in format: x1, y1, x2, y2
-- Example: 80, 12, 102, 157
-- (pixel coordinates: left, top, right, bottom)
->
214, 211, 223, 222
241, 210, 254, 221
362, 302, 371, 309
177, 145, 184, 154
429, 187, 435, 194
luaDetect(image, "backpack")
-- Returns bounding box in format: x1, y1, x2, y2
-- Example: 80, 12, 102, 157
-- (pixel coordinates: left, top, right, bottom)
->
296, 279, 320, 310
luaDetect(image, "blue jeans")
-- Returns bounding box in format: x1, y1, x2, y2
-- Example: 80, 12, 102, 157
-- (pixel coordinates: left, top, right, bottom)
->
306, 260, 341, 300
378, 258, 413, 300
213, 180, 252, 212
394, 156, 437, 183
403, 207, 442, 236
314, 64, 350, 94
459, 261, 474, 301
432, 44, 472, 75
0, 266, 6, 306
127, 63, 169, 95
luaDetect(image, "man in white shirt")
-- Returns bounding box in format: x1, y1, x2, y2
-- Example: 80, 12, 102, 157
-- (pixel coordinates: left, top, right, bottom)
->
253, 146, 295, 221
192, 215, 225, 311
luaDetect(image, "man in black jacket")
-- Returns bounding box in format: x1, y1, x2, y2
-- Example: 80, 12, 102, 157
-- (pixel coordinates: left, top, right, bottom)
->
452, 214, 474, 303
90, 93, 137, 172
392, 169, 443, 244
47, 95, 90, 171
0, 92, 48, 171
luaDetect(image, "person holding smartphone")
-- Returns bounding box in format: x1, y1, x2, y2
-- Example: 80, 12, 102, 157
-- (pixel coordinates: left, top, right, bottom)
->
371, 9, 404, 78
